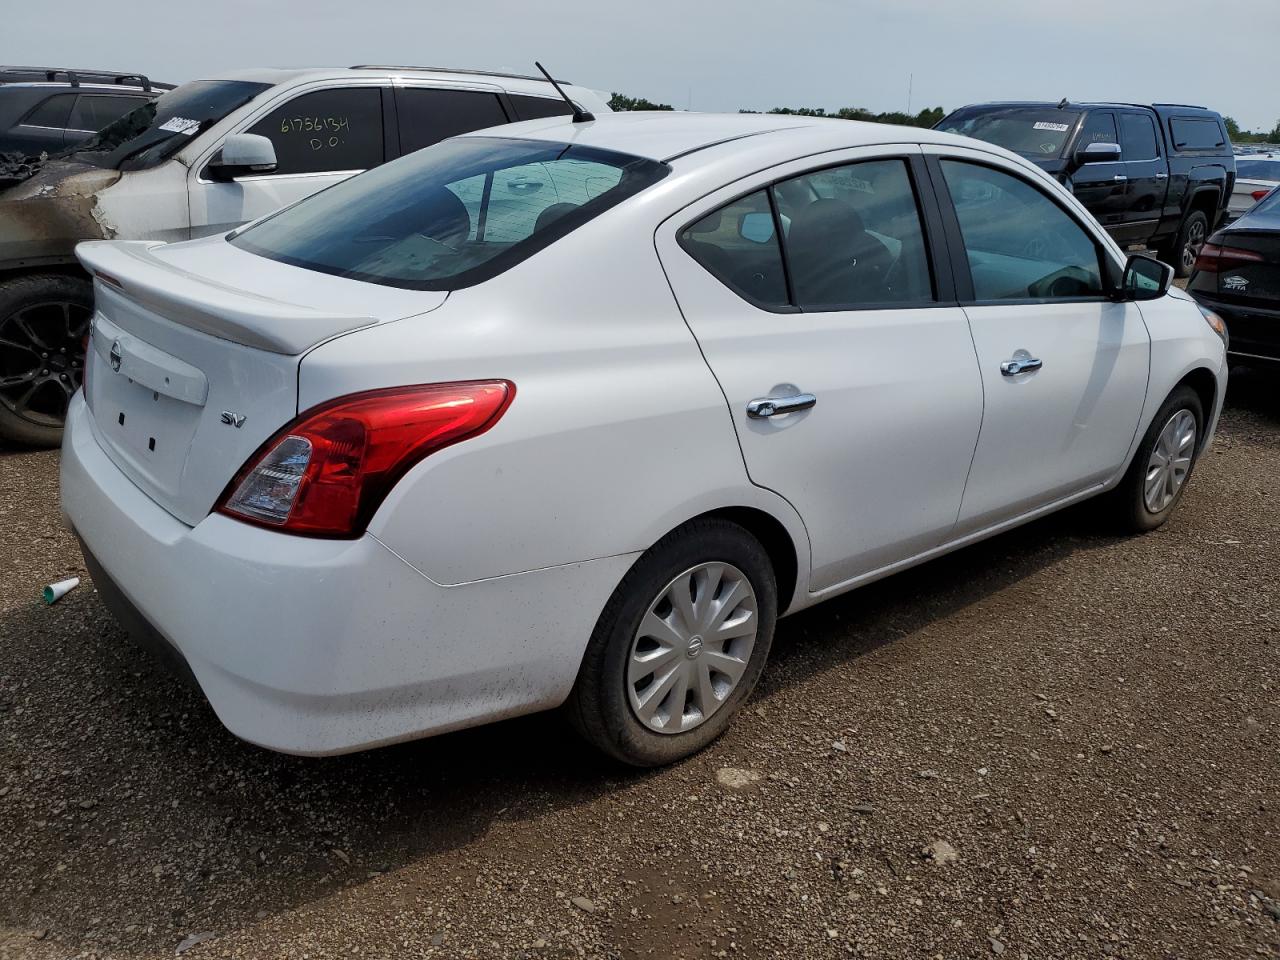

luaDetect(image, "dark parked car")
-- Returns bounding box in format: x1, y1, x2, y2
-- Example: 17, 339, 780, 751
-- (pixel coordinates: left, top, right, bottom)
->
1188, 186, 1280, 369
0, 67, 172, 163
937, 102, 1236, 276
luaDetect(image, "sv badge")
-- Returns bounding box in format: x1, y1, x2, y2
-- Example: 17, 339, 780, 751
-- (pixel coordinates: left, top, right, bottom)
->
219, 411, 247, 428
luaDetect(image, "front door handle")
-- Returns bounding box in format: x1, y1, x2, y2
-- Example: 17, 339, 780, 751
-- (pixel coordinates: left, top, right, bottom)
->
1000, 357, 1043, 376
747, 393, 817, 419
1112, 174, 1128, 182
1155, 171, 1169, 180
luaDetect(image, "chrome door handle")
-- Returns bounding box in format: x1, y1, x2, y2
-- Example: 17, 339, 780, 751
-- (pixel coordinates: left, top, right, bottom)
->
1112, 175, 1128, 182
747, 393, 817, 419
1155, 172, 1169, 179
1001, 357, 1043, 376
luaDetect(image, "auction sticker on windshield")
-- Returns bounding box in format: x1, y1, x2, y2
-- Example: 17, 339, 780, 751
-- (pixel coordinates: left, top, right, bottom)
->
158, 117, 201, 136
1033, 121, 1070, 132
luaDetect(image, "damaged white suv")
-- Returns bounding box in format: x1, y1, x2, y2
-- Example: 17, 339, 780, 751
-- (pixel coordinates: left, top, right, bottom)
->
0, 65, 609, 445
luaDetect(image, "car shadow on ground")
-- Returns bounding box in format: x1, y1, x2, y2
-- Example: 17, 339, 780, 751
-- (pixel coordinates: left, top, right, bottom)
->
1224, 363, 1280, 423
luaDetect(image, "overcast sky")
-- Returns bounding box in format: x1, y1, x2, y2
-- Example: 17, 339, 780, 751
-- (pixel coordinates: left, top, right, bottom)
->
7, 0, 1278, 131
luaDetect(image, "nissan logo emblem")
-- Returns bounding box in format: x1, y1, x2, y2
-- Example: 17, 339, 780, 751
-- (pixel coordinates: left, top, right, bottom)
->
109, 340, 122, 373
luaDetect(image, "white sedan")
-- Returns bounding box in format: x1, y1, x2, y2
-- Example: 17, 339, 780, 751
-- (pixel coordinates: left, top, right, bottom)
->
61, 112, 1228, 765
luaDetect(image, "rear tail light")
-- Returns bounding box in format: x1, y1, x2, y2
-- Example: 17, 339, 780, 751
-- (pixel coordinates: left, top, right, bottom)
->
217, 380, 514, 537
1194, 241, 1265, 274
1251, 189, 1273, 203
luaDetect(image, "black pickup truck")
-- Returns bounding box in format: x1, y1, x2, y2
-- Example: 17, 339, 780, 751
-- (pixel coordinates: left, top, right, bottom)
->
936, 102, 1236, 276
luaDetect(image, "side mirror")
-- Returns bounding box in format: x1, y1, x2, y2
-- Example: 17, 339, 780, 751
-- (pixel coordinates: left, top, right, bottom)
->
1072, 141, 1122, 169
1120, 253, 1173, 301
208, 133, 277, 180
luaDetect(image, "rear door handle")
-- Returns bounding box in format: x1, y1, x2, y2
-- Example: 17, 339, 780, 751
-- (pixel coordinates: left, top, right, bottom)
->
747, 393, 817, 418
1112, 175, 1128, 182
1155, 172, 1169, 180
1001, 357, 1043, 376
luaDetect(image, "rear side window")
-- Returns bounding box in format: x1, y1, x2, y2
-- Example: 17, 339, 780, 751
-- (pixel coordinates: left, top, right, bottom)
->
508, 94, 574, 121
681, 191, 789, 308
940, 160, 1105, 301
1119, 113, 1159, 161
778, 160, 933, 307
1170, 118, 1225, 151
395, 88, 509, 155
246, 87, 383, 175
1079, 111, 1117, 146
69, 95, 146, 132
21, 93, 76, 128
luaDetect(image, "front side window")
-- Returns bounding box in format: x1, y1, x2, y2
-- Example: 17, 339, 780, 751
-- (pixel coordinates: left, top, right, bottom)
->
231, 136, 669, 290
941, 160, 1105, 301
395, 88, 509, 155
1119, 113, 1159, 161
1078, 111, 1118, 146
246, 87, 384, 175
70, 79, 270, 171
777, 160, 933, 307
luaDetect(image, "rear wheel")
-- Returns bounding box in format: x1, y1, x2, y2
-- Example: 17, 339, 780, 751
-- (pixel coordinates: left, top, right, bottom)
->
0, 274, 93, 447
1168, 210, 1209, 278
567, 518, 777, 767
1112, 385, 1204, 532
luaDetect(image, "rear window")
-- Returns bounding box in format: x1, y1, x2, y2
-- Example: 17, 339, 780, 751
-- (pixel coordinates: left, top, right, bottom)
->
936, 106, 1081, 159
1237, 159, 1280, 180
508, 94, 574, 121
1169, 118, 1225, 151
231, 136, 669, 290
21, 93, 76, 128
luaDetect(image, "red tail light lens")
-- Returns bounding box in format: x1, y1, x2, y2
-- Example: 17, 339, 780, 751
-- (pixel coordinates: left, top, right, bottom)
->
1194, 242, 1265, 273
217, 380, 514, 537
1251, 189, 1273, 203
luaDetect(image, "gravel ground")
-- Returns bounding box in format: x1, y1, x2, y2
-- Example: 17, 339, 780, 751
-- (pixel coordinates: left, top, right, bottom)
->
0, 369, 1277, 960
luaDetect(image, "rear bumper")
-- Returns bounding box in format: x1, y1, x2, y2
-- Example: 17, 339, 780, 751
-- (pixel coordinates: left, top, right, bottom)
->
1191, 291, 1280, 366
60, 394, 635, 755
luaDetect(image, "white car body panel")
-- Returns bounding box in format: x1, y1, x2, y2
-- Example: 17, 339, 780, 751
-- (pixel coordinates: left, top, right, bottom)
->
1228, 177, 1279, 219
60, 113, 1227, 754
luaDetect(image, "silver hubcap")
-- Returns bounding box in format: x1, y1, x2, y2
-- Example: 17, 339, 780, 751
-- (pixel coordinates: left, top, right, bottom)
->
626, 562, 758, 735
1182, 219, 1206, 271
1144, 409, 1197, 513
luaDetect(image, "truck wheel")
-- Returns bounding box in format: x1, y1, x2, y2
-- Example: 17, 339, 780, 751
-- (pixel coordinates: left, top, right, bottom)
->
0, 274, 93, 448
1170, 210, 1209, 278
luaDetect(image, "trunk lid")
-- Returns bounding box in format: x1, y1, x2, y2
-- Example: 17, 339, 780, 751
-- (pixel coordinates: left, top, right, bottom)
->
76, 237, 446, 526
1210, 227, 1280, 305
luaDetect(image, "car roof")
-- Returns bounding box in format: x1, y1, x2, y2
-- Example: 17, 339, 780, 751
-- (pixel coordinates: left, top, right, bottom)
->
456, 110, 974, 163
948, 100, 1221, 118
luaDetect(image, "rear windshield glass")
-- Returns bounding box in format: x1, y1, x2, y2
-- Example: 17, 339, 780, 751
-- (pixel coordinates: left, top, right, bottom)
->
71, 80, 270, 171
1237, 158, 1280, 180
231, 136, 670, 290
937, 107, 1081, 159
1169, 118, 1225, 151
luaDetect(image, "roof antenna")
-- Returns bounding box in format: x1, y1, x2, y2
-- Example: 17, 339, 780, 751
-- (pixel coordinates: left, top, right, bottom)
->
1057, 97, 1070, 110
535, 61, 594, 123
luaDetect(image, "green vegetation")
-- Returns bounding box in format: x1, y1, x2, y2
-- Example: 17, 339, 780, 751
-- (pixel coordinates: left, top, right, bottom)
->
1224, 116, 1280, 145
607, 93, 674, 111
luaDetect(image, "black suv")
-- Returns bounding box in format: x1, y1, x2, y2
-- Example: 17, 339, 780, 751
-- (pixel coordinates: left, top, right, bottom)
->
937, 102, 1236, 276
1, 67, 173, 163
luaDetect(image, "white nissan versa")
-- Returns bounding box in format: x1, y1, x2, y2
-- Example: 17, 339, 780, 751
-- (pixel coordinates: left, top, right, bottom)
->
61, 111, 1228, 766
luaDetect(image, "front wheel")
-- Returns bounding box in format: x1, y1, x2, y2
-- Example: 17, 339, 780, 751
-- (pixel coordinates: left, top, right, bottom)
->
1112, 386, 1204, 532
0, 274, 93, 447
566, 518, 777, 767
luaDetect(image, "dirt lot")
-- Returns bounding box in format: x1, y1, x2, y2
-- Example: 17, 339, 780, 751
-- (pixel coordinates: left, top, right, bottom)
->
0, 370, 1277, 960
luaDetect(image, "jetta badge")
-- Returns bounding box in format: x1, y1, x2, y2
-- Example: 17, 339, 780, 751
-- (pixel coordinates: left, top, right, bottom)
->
1223, 275, 1249, 292
109, 340, 122, 373
220, 411, 247, 428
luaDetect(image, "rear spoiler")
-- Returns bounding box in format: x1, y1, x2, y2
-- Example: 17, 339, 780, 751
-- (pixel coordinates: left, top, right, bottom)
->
76, 241, 376, 356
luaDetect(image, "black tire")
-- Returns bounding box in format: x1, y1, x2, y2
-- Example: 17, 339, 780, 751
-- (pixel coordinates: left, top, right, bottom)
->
566, 518, 778, 767
1169, 209, 1209, 279
0, 273, 93, 447
1112, 385, 1204, 533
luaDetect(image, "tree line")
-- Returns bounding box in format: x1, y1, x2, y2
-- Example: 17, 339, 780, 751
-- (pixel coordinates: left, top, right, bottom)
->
609, 93, 1276, 143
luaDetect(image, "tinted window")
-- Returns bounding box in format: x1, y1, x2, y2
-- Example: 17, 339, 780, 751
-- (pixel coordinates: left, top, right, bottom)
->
247, 87, 383, 175
1079, 111, 1117, 146
396, 87, 509, 155
508, 94, 574, 121
1119, 113, 1159, 161
69, 95, 146, 132
1237, 159, 1280, 179
1170, 118, 1224, 151
232, 136, 668, 290
936, 106, 1080, 159
941, 160, 1104, 301
21, 93, 76, 128
71, 80, 270, 171
778, 159, 933, 307
680, 191, 788, 308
